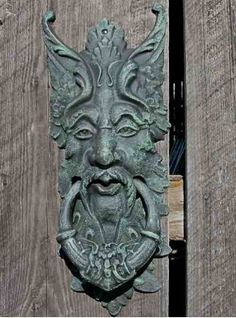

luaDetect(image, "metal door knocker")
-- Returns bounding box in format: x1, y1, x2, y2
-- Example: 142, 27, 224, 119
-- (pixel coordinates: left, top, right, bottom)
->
42, 3, 170, 316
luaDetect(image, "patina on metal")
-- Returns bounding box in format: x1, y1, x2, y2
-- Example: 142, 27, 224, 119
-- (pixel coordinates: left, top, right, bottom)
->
42, 4, 171, 316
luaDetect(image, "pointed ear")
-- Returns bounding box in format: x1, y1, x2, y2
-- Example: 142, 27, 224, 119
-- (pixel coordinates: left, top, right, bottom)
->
42, 11, 93, 148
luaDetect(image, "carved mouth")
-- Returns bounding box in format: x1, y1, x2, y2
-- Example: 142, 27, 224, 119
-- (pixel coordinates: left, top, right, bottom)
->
90, 174, 122, 195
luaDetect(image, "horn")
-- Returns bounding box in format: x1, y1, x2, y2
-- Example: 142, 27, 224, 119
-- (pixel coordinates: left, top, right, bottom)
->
117, 4, 169, 140
42, 11, 81, 60
42, 11, 93, 147
128, 3, 166, 64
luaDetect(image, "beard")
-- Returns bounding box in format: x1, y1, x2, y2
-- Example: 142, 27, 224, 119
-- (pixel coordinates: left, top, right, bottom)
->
79, 167, 137, 234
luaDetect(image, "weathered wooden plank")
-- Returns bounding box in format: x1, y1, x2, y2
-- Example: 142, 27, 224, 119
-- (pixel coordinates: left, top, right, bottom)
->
0, 0, 49, 316
45, 0, 169, 316
185, 0, 236, 316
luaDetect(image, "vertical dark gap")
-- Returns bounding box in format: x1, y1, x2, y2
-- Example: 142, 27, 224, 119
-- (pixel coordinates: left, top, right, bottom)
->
169, 0, 186, 316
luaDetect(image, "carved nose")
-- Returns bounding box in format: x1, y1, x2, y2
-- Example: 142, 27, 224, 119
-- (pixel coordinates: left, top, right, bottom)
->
90, 131, 116, 168
95, 147, 114, 167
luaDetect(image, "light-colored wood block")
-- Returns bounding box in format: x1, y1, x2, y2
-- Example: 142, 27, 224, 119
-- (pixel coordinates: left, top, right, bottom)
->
168, 175, 184, 241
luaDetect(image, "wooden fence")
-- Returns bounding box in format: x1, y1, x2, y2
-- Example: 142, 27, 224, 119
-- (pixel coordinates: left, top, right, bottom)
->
0, 0, 235, 316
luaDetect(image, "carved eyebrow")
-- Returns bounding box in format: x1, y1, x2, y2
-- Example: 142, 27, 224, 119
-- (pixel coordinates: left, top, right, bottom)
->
69, 109, 99, 129
111, 105, 145, 126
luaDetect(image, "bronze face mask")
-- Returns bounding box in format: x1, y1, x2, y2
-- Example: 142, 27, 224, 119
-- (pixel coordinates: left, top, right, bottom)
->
42, 3, 170, 316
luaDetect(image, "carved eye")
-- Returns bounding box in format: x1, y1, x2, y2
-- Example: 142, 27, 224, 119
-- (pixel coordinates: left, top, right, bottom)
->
74, 128, 93, 140
117, 125, 138, 137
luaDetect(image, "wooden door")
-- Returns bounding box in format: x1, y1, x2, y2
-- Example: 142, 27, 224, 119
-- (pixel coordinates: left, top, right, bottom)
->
3, 1, 235, 316
0, 0, 169, 316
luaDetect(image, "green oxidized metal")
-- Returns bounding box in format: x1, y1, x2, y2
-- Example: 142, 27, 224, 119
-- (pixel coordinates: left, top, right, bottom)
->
42, 4, 171, 316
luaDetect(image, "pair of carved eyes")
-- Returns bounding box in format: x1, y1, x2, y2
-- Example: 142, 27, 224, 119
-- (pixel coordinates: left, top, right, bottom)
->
74, 124, 139, 140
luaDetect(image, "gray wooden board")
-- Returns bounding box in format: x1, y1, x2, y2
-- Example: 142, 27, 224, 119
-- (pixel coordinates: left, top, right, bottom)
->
185, 0, 236, 316
0, 0, 169, 316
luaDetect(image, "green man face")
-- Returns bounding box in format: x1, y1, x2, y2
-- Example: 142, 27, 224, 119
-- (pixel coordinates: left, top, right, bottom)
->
43, 4, 171, 316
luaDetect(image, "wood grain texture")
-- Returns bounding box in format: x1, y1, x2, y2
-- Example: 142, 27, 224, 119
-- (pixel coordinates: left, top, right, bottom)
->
0, 0, 49, 316
185, 0, 236, 316
0, 0, 169, 316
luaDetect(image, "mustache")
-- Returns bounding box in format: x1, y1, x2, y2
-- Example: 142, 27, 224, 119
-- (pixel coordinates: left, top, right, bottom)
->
78, 166, 136, 216
81, 167, 128, 188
